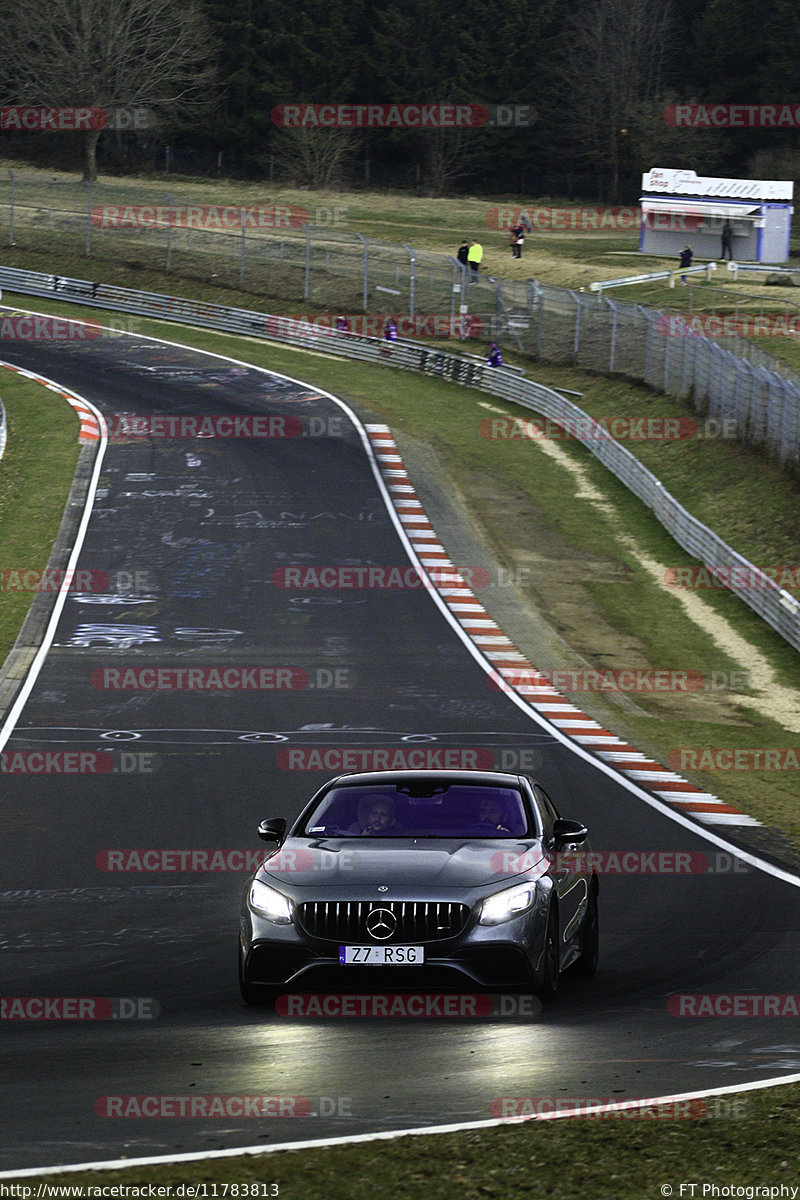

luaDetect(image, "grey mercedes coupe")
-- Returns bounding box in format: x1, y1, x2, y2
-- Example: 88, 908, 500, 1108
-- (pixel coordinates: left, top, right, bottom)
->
239, 769, 598, 1005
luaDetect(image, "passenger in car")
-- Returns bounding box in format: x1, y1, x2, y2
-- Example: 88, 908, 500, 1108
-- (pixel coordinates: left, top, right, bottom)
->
475, 796, 512, 833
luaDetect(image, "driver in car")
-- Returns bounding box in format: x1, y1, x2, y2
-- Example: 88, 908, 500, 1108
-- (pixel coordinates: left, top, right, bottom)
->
349, 797, 403, 836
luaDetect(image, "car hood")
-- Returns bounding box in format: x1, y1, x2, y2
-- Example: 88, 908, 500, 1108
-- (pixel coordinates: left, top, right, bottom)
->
260, 837, 547, 890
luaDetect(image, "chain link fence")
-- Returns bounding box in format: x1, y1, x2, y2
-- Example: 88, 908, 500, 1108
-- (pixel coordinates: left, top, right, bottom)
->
3, 171, 800, 466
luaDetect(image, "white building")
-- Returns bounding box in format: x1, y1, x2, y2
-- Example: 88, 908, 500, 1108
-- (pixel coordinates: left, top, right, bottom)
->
639, 168, 793, 262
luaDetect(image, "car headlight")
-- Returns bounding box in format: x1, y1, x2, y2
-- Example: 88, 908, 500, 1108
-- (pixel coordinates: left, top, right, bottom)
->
249, 879, 293, 924
479, 881, 537, 925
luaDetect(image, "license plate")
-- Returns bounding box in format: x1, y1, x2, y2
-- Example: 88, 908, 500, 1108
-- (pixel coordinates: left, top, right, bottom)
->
339, 945, 424, 965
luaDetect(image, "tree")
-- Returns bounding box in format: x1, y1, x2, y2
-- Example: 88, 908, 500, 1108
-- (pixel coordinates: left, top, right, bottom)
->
0, 0, 218, 180
545, 0, 679, 201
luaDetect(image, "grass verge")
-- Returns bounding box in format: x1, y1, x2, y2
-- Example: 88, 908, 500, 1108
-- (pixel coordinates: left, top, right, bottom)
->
0, 369, 80, 659
7, 1080, 800, 1197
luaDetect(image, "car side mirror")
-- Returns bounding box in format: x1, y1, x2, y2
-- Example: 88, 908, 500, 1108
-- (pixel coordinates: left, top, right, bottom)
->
552, 818, 588, 848
258, 818, 287, 843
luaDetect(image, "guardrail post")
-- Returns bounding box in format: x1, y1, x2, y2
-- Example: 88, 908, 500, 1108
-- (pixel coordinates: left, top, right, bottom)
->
240, 208, 247, 286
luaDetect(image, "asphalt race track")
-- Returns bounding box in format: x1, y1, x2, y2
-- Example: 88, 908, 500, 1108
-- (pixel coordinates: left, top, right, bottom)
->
1, 329, 799, 1171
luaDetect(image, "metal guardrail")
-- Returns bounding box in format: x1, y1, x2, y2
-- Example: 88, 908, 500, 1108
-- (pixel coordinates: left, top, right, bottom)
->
589, 263, 717, 293
0, 264, 798, 654
726, 262, 800, 279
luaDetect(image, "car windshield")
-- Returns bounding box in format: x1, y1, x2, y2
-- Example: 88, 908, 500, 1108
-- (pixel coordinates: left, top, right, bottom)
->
300, 783, 533, 838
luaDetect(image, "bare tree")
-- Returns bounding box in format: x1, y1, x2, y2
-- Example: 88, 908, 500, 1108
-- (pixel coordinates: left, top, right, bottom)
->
549, 0, 678, 201
275, 128, 359, 190
0, 0, 218, 180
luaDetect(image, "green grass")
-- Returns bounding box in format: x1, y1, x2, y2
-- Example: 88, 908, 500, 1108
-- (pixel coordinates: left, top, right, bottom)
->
0, 370, 80, 657
8, 1081, 800, 1197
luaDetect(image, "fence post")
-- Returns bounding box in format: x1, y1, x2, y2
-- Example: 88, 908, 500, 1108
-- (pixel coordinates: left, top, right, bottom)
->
572, 292, 582, 363
85, 181, 93, 256
166, 193, 174, 272
355, 232, 368, 311
8, 170, 14, 246
403, 244, 415, 318
240, 208, 247, 286
303, 224, 311, 300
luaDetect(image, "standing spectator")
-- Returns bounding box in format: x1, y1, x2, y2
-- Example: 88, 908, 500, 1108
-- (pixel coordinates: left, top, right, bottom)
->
457, 239, 470, 267
678, 245, 693, 285
335, 315, 350, 332
467, 240, 483, 282
488, 343, 502, 367
383, 317, 397, 341
721, 220, 734, 261
509, 223, 525, 259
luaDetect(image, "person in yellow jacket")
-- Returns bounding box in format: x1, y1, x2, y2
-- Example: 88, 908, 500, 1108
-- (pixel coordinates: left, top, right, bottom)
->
467, 240, 483, 282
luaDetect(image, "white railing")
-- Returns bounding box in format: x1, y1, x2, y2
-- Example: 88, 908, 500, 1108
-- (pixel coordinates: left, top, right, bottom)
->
589, 263, 717, 293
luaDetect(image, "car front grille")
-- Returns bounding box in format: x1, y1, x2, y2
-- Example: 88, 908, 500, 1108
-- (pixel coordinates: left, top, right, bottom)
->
297, 900, 471, 944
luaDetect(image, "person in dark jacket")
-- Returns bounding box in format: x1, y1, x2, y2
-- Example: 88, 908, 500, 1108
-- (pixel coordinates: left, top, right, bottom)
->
509, 223, 525, 259
488, 343, 502, 367
457, 239, 470, 267
721, 221, 734, 261
678, 245, 693, 284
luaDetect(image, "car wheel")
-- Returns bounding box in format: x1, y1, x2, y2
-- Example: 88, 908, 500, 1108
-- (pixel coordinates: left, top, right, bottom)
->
576, 880, 599, 977
538, 902, 560, 1000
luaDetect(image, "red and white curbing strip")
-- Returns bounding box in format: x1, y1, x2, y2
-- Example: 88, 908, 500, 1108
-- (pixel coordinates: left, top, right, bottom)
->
366, 423, 760, 830
0, 362, 101, 442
